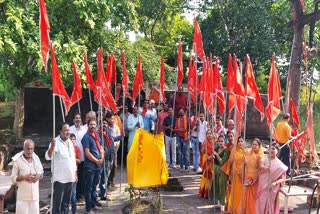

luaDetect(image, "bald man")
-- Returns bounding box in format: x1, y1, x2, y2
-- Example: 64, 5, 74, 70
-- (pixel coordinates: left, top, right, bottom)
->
11, 139, 43, 214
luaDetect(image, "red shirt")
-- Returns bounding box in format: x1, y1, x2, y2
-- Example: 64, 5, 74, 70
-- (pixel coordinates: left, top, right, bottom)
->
74, 145, 81, 167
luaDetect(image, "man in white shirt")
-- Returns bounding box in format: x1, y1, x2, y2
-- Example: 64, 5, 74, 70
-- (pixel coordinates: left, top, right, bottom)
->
45, 123, 77, 214
69, 112, 86, 199
11, 139, 43, 214
196, 113, 208, 173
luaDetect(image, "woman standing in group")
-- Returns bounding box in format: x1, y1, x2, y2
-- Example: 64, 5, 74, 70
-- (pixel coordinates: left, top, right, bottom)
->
256, 143, 287, 214
221, 136, 246, 213
242, 138, 263, 213
213, 135, 230, 206
199, 129, 215, 199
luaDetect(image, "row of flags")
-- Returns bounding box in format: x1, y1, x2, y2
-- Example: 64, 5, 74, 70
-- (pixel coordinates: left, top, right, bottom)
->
39, 0, 317, 166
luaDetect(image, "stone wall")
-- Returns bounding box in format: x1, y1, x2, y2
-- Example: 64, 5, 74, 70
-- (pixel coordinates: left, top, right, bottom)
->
24, 87, 270, 139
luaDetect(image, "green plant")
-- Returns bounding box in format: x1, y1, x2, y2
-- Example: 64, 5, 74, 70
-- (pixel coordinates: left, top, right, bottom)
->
124, 185, 149, 203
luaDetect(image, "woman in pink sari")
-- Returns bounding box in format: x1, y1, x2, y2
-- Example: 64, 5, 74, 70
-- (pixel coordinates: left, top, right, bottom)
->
256, 143, 288, 214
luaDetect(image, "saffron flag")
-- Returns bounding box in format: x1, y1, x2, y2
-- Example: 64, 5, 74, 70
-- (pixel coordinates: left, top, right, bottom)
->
177, 39, 183, 87
132, 55, 144, 103
212, 58, 225, 114
245, 55, 264, 121
50, 44, 71, 115
290, 98, 300, 127
226, 54, 235, 116
187, 57, 198, 105
106, 53, 116, 90
305, 103, 319, 163
199, 59, 209, 108
70, 61, 82, 105
159, 56, 166, 102
193, 18, 205, 61
265, 55, 282, 126
94, 48, 117, 112
39, 0, 51, 72
233, 54, 246, 116
127, 129, 168, 187
84, 52, 97, 94
121, 52, 130, 99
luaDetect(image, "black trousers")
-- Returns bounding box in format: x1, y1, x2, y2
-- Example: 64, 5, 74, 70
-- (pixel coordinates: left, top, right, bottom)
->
279, 143, 291, 176
52, 181, 72, 214
76, 162, 84, 198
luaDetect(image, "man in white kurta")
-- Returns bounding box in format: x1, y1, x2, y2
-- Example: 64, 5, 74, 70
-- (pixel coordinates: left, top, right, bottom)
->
45, 123, 77, 214
11, 139, 43, 214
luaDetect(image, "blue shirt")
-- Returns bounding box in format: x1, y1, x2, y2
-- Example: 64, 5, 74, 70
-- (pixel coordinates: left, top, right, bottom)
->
82, 132, 102, 171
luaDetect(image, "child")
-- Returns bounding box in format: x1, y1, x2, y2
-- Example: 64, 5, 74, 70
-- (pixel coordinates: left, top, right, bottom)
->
70, 133, 81, 214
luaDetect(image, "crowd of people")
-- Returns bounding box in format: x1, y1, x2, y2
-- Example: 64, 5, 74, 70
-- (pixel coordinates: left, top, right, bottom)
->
10, 85, 292, 214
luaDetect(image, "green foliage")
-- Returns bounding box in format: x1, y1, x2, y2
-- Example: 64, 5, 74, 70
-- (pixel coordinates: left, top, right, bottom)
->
201, 0, 293, 92
125, 185, 149, 203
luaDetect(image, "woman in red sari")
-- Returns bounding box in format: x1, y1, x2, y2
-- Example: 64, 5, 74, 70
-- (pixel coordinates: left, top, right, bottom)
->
256, 143, 287, 214
199, 129, 215, 199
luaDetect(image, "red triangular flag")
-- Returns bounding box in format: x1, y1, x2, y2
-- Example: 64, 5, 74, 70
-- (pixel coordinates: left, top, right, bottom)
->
212, 58, 225, 114
245, 55, 264, 121
39, 0, 51, 72
132, 55, 144, 103
121, 52, 130, 99
70, 61, 82, 105
177, 39, 183, 87
106, 53, 116, 90
226, 54, 235, 116
50, 44, 71, 115
199, 59, 209, 108
193, 18, 205, 61
290, 98, 300, 127
305, 103, 319, 162
233, 54, 246, 116
160, 56, 166, 102
187, 57, 198, 105
265, 55, 282, 126
94, 48, 117, 112
84, 52, 97, 94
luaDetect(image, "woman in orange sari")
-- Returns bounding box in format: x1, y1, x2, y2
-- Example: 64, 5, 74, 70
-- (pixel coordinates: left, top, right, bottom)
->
221, 136, 245, 213
199, 129, 215, 199
242, 138, 263, 213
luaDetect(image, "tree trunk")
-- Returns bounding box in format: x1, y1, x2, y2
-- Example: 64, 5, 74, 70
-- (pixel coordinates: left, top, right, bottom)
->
285, 0, 304, 112
13, 84, 25, 141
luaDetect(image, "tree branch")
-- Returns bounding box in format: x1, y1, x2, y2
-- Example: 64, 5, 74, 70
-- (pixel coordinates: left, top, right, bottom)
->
287, 11, 320, 28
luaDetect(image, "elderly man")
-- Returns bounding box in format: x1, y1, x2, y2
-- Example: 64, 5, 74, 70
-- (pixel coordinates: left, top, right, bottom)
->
11, 139, 43, 214
45, 123, 77, 214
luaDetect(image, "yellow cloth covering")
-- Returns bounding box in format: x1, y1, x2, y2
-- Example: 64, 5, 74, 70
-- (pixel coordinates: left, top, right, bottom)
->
127, 128, 169, 187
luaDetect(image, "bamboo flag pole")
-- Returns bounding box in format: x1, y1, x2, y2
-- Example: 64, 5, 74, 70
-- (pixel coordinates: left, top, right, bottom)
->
77, 93, 81, 114
88, 88, 93, 111
50, 94, 56, 214
59, 96, 65, 122
266, 102, 274, 212
120, 91, 125, 192
99, 89, 108, 203
230, 93, 237, 213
